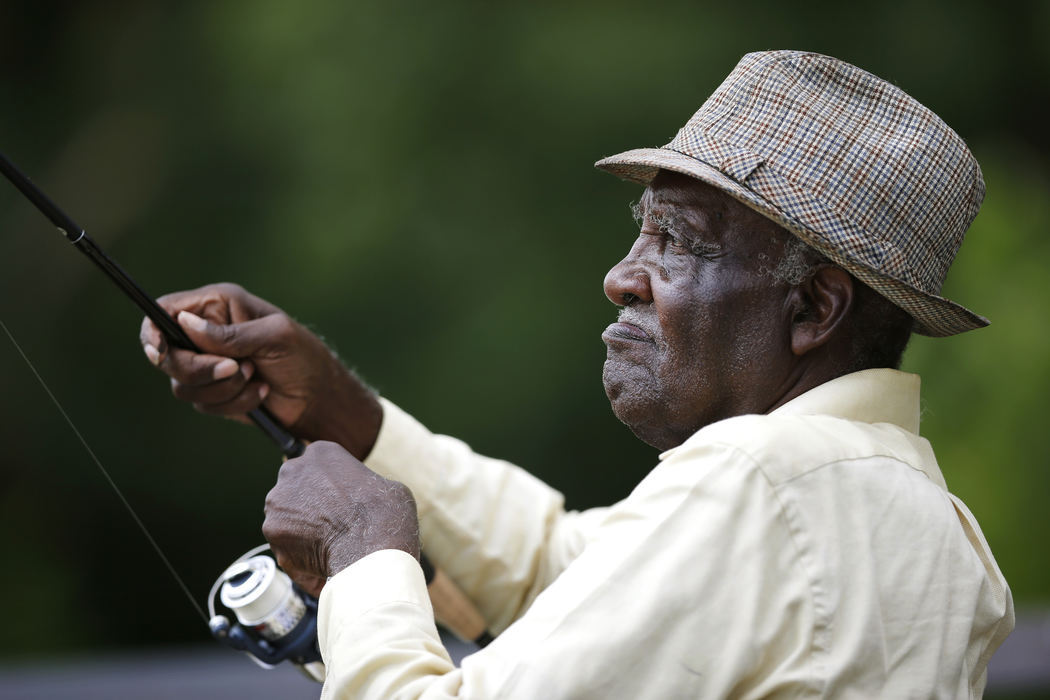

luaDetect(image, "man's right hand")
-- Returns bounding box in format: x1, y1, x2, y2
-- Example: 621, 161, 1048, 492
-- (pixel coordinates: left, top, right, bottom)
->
139, 283, 383, 460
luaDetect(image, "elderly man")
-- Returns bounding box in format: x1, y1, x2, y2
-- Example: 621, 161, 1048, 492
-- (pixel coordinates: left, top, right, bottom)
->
142, 51, 1012, 697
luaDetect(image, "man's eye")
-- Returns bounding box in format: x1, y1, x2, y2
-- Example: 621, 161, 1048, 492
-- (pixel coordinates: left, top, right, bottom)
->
671, 236, 723, 260
667, 235, 691, 252
666, 233, 710, 256
656, 222, 689, 252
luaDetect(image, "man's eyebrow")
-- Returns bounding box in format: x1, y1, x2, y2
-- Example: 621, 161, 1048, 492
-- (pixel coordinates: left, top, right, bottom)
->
631, 199, 673, 228
634, 201, 697, 241
630, 199, 648, 225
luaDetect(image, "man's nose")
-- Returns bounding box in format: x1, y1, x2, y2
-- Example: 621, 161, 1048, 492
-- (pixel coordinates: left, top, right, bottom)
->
604, 238, 653, 306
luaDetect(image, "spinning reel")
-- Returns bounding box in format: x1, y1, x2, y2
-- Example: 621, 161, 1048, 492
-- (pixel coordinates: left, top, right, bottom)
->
207, 544, 325, 683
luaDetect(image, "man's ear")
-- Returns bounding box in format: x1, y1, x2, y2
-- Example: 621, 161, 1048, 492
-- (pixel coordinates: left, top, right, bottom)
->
788, 265, 854, 356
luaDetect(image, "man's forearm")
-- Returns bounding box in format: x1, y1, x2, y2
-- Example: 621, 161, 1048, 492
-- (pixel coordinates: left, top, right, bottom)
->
364, 398, 577, 633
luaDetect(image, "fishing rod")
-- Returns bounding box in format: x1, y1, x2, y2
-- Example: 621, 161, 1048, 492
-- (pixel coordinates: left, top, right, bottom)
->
1, 149, 492, 680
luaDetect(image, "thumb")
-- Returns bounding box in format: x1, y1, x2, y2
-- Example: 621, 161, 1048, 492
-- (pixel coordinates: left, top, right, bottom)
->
177, 310, 288, 358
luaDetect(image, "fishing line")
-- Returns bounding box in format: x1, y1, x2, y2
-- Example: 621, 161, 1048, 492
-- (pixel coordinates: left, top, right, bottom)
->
0, 316, 208, 623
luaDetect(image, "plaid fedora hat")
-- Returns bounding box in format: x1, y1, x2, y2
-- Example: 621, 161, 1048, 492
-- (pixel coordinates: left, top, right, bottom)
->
595, 50, 987, 337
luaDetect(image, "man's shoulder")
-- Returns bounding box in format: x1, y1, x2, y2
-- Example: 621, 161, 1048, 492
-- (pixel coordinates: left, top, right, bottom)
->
666, 409, 936, 488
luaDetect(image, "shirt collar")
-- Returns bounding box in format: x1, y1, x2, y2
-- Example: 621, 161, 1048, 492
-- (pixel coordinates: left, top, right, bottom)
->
659, 368, 922, 462
769, 368, 921, 433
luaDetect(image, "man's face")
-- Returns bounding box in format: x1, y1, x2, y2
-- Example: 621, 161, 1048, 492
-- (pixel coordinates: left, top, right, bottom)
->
601, 171, 797, 450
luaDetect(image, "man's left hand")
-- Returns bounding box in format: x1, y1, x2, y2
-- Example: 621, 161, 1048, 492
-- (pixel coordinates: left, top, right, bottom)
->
262, 441, 421, 597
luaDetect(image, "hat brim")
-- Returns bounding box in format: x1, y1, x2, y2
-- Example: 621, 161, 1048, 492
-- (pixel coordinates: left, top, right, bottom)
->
595, 148, 989, 337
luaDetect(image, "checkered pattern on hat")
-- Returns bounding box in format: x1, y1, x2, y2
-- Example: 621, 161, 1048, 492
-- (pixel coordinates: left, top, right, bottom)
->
596, 51, 988, 337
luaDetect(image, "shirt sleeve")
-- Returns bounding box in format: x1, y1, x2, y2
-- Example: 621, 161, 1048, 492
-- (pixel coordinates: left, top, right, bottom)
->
320, 439, 816, 699
363, 398, 607, 633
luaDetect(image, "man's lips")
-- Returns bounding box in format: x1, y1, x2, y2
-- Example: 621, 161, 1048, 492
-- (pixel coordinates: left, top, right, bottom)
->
602, 321, 654, 344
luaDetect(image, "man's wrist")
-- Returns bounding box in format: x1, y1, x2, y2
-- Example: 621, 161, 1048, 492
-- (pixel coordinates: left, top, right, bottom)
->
295, 364, 384, 460
328, 541, 420, 578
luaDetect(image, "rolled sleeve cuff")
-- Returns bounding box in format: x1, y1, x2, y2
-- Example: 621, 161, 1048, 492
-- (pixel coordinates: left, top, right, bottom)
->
319, 549, 435, 641
318, 550, 456, 698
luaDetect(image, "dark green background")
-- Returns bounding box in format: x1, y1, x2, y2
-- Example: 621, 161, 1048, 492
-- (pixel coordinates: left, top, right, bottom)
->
1, 1, 1046, 691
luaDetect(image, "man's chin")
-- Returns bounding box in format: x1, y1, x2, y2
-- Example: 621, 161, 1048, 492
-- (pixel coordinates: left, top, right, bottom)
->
602, 361, 635, 409
603, 361, 689, 450
619, 414, 680, 452
605, 388, 670, 452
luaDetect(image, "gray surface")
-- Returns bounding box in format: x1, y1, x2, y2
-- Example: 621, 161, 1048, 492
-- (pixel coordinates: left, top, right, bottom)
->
985, 611, 1050, 693
0, 632, 477, 700
0, 648, 321, 700
1, 617, 1046, 699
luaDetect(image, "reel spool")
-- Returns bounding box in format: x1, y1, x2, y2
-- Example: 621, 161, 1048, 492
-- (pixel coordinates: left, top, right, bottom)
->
207, 543, 325, 683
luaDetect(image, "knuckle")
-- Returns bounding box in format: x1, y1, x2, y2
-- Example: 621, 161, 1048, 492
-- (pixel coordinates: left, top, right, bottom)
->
238, 390, 263, 414
188, 353, 219, 382
262, 528, 283, 551
274, 553, 295, 572
312, 440, 338, 455
155, 291, 177, 308
269, 312, 296, 340
216, 282, 245, 296
263, 485, 279, 509
218, 323, 238, 346
201, 392, 249, 416
277, 460, 299, 480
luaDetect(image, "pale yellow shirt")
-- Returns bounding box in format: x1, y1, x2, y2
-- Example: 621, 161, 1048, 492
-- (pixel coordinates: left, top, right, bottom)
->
318, 369, 1013, 699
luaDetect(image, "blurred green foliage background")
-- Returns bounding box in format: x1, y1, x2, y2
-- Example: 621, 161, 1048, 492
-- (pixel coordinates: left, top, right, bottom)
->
0, 0, 1046, 680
